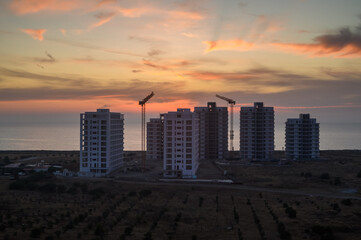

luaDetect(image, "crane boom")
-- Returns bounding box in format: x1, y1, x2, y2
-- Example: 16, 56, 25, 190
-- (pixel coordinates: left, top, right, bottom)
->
139, 91, 154, 105
139, 91, 155, 170
216, 94, 236, 151
216, 94, 235, 105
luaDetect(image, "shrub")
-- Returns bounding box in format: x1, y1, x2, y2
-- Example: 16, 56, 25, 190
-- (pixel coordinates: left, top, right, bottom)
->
139, 189, 152, 198
30, 227, 43, 238
199, 197, 204, 207
233, 207, 239, 223
94, 224, 105, 237
307, 225, 335, 240
128, 191, 137, 197
320, 173, 330, 179
285, 207, 297, 218
143, 231, 152, 240
333, 177, 341, 185
39, 183, 57, 193
341, 199, 352, 206
124, 226, 133, 236
57, 185, 67, 193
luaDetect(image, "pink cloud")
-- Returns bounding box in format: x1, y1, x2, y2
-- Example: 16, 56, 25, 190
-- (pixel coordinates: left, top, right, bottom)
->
21, 28, 46, 41
59, 28, 66, 35
182, 32, 198, 38
117, 7, 152, 18
9, 0, 84, 15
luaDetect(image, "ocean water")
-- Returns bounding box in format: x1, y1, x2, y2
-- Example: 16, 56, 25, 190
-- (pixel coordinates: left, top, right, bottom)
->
0, 116, 360, 150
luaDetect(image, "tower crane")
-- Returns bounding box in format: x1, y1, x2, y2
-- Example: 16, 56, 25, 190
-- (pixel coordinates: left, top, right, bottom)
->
139, 91, 154, 170
216, 94, 236, 151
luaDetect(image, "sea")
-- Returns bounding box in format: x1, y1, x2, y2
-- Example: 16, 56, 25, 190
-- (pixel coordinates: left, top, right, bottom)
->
0, 114, 360, 151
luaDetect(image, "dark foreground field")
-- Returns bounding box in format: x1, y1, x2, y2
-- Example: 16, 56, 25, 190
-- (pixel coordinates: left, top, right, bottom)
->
1, 175, 361, 240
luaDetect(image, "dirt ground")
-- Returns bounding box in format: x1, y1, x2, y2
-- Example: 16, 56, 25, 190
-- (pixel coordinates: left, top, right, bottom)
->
1, 150, 361, 239
0, 176, 360, 240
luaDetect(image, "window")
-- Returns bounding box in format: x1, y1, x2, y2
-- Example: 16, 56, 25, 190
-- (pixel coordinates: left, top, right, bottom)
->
186, 166, 192, 170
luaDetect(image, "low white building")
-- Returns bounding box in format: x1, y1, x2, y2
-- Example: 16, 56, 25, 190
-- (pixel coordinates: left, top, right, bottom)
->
163, 109, 199, 178
285, 114, 320, 160
79, 109, 124, 177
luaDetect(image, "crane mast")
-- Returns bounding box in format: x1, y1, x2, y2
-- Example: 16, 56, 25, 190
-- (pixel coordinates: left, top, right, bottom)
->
139, 91, 154, 170
216, 94, 236, 151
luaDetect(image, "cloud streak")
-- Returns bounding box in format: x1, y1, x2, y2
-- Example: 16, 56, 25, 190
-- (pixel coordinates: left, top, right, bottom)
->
90, 11, 117, 29
203, 39, 255, 53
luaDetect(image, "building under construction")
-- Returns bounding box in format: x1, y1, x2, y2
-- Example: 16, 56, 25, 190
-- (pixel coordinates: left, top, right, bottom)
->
240, 102, 274, 161
194, 102, 228, 161
146, 115, 164, 161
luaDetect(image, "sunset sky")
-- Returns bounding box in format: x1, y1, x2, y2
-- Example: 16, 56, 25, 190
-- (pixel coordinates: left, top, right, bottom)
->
1, 0, 361, 124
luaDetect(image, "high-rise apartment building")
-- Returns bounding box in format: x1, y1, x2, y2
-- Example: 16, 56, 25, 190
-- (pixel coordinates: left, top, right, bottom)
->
79, 109, 124, 177
163, 109, 199, 178
240, 102, 274, 161
194, 102, 228, 160
285, 114, 320, 160
146, 116, 164, 161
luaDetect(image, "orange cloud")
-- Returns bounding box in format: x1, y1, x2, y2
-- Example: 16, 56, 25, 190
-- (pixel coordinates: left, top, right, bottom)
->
187, 71, 254, 81
9, 0, 84, 15
272, 42, 361, 58
21, 29, 46, 41
117, 7, 152, 18
168, 10, 204, 20
203, 39, 255, 53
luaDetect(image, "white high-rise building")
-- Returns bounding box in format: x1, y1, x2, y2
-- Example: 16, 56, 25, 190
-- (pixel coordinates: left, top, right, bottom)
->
240, 102, 274, 161
146, 116, 164, 161
79, 109, 124, 177
163, 109, 199, 178
285, 114, 320, 160
194, 102, 228, 160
